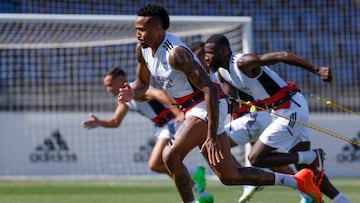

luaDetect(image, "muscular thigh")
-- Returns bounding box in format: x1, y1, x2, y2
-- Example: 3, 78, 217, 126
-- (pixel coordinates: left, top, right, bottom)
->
169, 116, 208, 160
206, 132, 240, 178
149, 137, 169, 164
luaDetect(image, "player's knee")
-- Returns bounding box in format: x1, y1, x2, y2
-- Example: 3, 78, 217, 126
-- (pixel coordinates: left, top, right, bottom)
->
218, 178, 235, 186
217, 173, 238, 186
248, 154, 262, 167
162, 150, 182, 170
148, 160, 162, 173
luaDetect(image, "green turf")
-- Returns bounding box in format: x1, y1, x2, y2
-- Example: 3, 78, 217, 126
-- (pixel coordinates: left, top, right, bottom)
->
0, 178, 358, 203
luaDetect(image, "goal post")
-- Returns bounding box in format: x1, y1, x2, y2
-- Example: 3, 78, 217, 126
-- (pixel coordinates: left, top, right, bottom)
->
0, 14, 252, 51
0, 14, 252, 178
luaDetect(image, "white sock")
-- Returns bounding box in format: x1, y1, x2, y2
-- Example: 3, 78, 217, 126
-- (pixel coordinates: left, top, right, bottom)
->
274, 172, 297, 188
297, 151, 316, 164
332, 192, 351, 203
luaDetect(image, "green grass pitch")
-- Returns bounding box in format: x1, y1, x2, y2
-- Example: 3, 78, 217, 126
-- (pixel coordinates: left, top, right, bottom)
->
0, 178, 358, 203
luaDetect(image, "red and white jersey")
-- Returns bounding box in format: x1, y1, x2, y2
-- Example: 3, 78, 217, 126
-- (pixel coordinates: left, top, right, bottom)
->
126, 99, 174, 126
228, 53, 288, 100
218, 53, 247, 91
126, 99, 157, 119
141, 33, 205, 99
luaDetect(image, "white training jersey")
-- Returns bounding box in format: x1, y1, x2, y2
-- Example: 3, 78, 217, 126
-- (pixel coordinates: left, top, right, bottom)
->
228, 53, 288, 100
218, 53, 248, 91
217, 53, 255, 101
141, 33, 205, 99
126, 99, 159, 120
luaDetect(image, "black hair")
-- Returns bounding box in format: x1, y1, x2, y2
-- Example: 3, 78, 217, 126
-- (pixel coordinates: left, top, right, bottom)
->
190, 41, 205, 53
137, 4, 170, 30
105, 67, 126, 79
205, 34, 231, 49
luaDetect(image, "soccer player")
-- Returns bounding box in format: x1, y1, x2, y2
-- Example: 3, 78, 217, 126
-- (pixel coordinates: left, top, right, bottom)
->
118, 4, 323, 203
218, 74, 314, 203
82, 67, 214, 203
192, 41, 312, 203
204, 33, 351, 203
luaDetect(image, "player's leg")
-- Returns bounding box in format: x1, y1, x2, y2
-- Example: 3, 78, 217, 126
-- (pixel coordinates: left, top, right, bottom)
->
209, 132, 278, 185
248, 93, 316, 168
318, 176, 351, 203
206, 132, 322, 203
162, 98, 322, 203
150, 122, 214, 203
291, 143, 351, 203
216, 99, 322, 202
266, 153, 314, 203
162, 116, 209, 203
148, 137, 169, 174
226, 115, 264, 203
228, 112, 280, 202
188, 165, 214, 203
248, 139, 299, 168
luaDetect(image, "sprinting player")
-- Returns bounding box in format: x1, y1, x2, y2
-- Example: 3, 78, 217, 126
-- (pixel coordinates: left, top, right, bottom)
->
82, 67, 214, 203
118, 4, 323, 203
223, 87, 314, 203
204, 33, 351, 203
192, 41, 313, 203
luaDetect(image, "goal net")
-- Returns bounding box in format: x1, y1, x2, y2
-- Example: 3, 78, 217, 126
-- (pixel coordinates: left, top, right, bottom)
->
0, 14, 252, 178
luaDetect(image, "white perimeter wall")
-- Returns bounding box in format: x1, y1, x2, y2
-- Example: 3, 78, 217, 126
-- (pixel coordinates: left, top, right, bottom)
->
0, 111, 359, 178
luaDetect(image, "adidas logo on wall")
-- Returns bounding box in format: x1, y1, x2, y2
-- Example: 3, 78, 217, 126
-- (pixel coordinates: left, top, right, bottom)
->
29, 130, 77, 163
336, 132, 360, 163
133, 137, 156, 162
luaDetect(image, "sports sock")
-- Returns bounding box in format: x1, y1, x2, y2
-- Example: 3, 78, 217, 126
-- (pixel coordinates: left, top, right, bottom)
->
274, 172, 297, 188
297, 151, 316, 164
332, 192, 351, 203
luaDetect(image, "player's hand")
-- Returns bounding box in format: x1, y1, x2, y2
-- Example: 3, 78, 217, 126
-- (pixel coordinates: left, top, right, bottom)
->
118, 82, 134, 102
174, 111, 185, 127
82, 112, 99, 129
200, 136, 224, 166
317, 66, 332, 82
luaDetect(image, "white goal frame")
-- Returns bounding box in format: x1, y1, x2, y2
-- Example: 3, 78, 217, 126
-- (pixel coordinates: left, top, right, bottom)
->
0, 14, 252, 178
0, 14, 253, 52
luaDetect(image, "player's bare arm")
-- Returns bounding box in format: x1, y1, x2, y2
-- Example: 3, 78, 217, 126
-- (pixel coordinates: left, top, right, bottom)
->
133, 43, 152, 98
236, 54, 262, 78
144, 88, 185, 123
169, 46, 219, 136
216, 71, 238, 98
118, 44, 151, 103
106, 102, 130, 127
169, 46, 223, 164
82, 102, 129, 129
216, 72, 239, 113
258, 51, 332, 82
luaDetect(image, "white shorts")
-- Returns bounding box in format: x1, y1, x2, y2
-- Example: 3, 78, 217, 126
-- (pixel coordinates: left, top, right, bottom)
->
259, 93, 311, 151
153, 119, 182, 139
226, 111, 272, 146
185, 98, 227, 135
